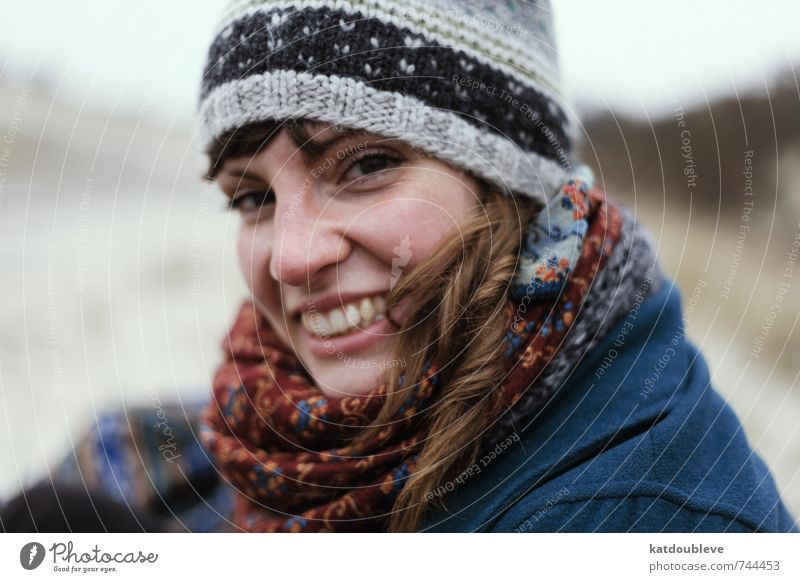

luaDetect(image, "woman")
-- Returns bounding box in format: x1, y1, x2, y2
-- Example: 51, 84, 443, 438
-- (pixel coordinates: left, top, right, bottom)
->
3, 0, 796, 533
189, 0, 796, 533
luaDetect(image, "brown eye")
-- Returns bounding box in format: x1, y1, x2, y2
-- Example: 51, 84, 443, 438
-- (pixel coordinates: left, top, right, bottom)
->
228, 190, 275, 213
342, 152, 402, 183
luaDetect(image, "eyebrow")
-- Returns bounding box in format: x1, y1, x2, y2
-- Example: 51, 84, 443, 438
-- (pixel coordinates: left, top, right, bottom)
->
220, 127, 373, 182
298, 128, 371, 162
223, 168, 265, 182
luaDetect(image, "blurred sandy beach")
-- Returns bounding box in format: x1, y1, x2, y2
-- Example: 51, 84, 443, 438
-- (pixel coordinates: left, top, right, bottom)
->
0, 73, 248, 502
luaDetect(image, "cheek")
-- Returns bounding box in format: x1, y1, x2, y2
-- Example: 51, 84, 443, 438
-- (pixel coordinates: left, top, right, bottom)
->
236, 225, 272, 291
236, 230, 254, 288
355, 189, 476, 267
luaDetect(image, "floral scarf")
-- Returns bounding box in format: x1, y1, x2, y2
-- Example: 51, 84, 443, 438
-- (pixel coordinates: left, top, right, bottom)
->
199, 174, 623, 532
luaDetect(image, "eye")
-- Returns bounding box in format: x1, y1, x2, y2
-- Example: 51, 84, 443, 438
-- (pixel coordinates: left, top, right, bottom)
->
341, 151, 403, 185
227, 190, 275, 214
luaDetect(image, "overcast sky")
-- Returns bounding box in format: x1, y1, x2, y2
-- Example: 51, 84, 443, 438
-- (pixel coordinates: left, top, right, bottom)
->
0, 0, 798, 124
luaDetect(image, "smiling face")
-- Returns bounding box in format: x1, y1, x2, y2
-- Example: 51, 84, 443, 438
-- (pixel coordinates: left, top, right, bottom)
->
215, 120, 483, 398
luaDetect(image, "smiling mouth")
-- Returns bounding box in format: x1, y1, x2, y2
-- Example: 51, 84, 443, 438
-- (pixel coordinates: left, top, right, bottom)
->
300, 294, 388, 338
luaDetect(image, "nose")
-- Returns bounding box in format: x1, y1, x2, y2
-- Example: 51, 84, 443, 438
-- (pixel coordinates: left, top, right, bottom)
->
268, 188, 350, 287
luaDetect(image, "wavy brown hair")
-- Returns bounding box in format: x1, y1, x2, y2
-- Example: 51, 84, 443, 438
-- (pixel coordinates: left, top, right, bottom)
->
205, 119, 541, 532
374, 188, 539, 531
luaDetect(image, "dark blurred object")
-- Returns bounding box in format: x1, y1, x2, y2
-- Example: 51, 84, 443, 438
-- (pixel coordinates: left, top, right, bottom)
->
2, 397, 235, 533
0, 482, 166, 533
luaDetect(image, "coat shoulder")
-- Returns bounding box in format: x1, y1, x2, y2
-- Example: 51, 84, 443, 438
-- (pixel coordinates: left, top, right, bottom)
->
490, 432, 798, 533
498, 490, 759, 533
421, 280, 798, 533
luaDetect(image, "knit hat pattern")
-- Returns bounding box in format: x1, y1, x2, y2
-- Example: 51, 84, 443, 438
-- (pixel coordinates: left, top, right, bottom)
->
196, 0, 576, 203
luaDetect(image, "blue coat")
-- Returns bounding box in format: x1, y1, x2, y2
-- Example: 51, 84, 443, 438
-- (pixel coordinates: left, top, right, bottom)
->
419, 279, 798, 532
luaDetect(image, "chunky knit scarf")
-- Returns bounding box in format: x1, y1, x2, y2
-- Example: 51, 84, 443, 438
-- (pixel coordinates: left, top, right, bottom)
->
199, 174, 655, 532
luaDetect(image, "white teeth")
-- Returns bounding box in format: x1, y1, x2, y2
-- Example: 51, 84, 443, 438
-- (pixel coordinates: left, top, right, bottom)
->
359, 297, 375, 324
306, 311, 331, 336
300, 294, 388, 338
327, 309, 347, 335
345, 304, 361, 327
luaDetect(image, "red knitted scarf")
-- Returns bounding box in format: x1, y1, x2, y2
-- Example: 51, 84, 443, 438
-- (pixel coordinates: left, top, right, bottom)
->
199, 179, 622, 532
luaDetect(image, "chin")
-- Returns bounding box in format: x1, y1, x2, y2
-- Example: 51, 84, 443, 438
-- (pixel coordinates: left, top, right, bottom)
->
310, 361, 387, 398
293, 325, 402, 398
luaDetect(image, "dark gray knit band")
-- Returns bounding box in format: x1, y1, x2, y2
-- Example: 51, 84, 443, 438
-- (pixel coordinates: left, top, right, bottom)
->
196, 0, 577, 203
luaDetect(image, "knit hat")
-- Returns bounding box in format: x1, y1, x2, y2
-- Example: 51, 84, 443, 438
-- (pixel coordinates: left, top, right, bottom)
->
195, 0, 577, 204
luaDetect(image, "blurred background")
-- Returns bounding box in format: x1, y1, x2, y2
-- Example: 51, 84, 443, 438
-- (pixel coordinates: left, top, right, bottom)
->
1, 0, 798, 517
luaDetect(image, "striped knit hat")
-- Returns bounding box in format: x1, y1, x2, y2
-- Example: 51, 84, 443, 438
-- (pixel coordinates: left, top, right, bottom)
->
196, 0, 576, 203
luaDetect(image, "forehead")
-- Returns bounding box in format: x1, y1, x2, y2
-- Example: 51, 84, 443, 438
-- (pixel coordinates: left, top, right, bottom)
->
301, 118, 339, 135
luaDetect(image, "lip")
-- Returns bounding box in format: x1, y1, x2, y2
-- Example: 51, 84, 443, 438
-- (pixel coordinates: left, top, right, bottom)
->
292, 290, 388, 317
300, 313, 398, 357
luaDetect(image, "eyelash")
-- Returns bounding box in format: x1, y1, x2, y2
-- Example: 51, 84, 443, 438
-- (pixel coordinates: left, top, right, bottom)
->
225, 149, 403, 212
226, 190, 273, 212
339, 148, 403, 184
